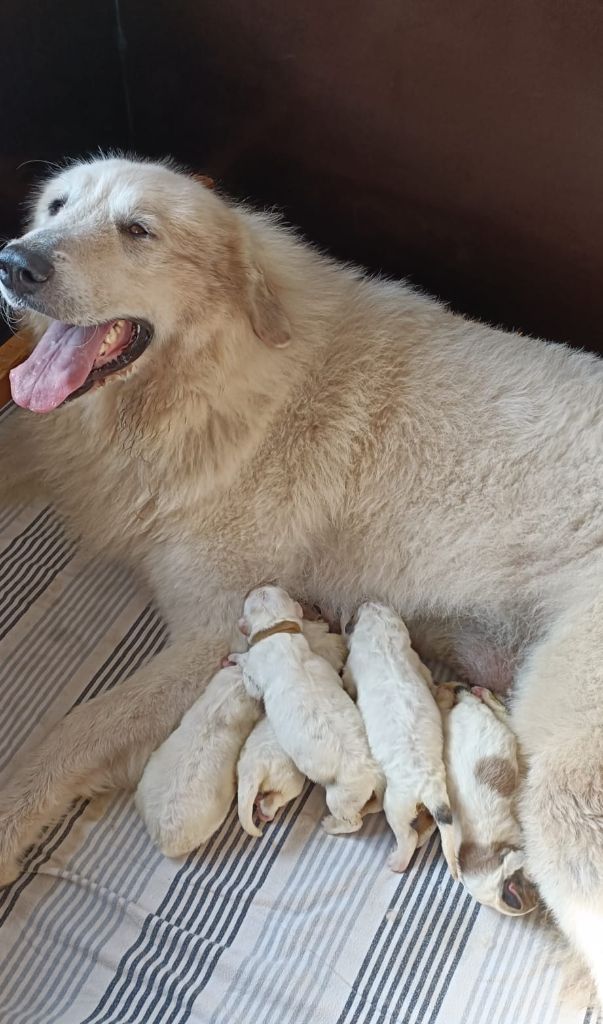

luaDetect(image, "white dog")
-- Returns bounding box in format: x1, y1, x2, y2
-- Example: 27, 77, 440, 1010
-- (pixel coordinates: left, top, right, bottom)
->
436, 683, 538, 915
232, 585, 381, 834
343, 602, 458, 876
1, 157, 602, 995
136, 665, 261, 856
237, 717, 306, 837
237, 615, 347, 837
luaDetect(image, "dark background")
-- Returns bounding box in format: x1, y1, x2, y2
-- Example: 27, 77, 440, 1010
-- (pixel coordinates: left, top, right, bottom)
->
2, 0, 603, 353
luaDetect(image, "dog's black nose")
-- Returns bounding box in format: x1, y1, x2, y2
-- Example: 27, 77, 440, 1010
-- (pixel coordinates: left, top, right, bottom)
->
0, 245, 54, 296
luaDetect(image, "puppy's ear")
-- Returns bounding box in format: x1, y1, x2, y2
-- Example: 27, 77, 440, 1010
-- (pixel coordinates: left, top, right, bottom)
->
248, 265, 291, 349
294, 601, 304, 619
238, 616, 250, 637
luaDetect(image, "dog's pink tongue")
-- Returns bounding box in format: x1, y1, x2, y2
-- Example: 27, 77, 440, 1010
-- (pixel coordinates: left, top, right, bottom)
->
10, 321, 112, 413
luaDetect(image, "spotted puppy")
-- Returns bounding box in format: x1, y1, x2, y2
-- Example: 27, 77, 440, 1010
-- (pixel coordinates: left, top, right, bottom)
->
436, 682, 538, 915
343, 602, 458, 876
231, 585, 381, 834
237, 616, 348, 837
136, 664, 261, 856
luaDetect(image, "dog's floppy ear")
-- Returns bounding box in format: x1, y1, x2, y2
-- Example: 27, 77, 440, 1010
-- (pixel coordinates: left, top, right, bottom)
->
248, 265, 291, 349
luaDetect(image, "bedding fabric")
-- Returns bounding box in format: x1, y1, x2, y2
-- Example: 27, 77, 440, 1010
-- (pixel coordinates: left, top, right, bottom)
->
0, 403, 599, 1024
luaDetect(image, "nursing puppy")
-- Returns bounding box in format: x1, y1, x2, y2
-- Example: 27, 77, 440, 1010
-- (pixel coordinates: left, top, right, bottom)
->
237, 616, 347, 837
436, 683, 538, 915
231, 585, 381, 834
344, 602, 458, 876
136, 665, 260, 856
237, 717, 306, 837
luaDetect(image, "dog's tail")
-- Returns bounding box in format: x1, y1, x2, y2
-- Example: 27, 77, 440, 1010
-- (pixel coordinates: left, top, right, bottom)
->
237, 765, 263, 838
423, 778, 459, 880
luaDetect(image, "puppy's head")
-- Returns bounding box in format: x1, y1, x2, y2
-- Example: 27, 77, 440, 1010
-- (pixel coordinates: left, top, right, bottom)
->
342, 600, 394, 638
458, 842, 539, 916
239, 584, 303, 636
0, 156, 290, 413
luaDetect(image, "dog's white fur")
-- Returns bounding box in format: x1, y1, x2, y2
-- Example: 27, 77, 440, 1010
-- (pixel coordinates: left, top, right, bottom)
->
237, 616, 347, 837
135, 665, 261, 856
237, 717, 306, 837
436, 683, 538, 915
344, 602, 457, 875
298, 619, 348, 675
0, 157, 601, 999
232, 586, 381, 833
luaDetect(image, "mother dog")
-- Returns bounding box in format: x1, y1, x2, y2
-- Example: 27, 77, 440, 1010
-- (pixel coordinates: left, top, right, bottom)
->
0, 158, 602, 998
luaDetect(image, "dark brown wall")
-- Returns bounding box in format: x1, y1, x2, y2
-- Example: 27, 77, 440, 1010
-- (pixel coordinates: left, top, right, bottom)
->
2, 1, 603, 354
0, 0, 128, 239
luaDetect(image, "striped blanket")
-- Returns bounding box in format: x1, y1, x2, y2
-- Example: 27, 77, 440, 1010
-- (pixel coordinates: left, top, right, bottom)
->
0, 404, 598, 1024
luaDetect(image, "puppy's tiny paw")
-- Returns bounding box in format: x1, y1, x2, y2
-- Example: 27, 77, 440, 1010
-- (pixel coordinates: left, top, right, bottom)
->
257, 795, 277, 822
321, 814, 342, 834
322, 814, 362, 835
387, 850, 411, 873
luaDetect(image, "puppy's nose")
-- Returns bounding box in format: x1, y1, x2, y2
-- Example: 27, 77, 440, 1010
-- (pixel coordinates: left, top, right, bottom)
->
0, 245, 54, 296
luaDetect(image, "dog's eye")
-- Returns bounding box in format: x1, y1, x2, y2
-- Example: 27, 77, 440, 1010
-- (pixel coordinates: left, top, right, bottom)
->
126, 222, 149, 238
48, 197, 66, 216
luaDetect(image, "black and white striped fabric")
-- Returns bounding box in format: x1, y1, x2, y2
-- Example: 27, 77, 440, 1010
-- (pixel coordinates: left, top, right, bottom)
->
0, 404, 598, 1024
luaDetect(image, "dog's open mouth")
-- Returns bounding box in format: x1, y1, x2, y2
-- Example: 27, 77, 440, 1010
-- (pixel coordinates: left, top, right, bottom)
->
9, 317, 153, 413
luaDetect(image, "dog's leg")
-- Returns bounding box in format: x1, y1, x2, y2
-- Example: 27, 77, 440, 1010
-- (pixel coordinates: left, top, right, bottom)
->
513, 593, 603, 1008
322, 780, 371, 835
0, 632, 230, 885
383, 785, 420, 872
258, 780, 304, 821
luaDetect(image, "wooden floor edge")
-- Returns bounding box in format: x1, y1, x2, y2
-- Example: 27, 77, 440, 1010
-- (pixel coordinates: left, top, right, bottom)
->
0, 332, 31, 408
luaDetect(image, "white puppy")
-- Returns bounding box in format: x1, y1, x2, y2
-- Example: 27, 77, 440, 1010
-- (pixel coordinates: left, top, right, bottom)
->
237, 617, 348, 837
136, 665, 261, 856
299, 618, 348, 674
232, 585, 381, 834
343, 602, 458, 877
237, 717, 306, 836
436, 682, 538, 915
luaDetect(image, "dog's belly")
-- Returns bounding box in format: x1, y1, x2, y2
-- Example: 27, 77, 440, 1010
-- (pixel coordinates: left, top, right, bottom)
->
409, 613, 538, 693
303, 601, 528, 694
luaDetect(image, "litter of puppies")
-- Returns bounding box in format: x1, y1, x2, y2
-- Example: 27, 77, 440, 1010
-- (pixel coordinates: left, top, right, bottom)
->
136, 585, 538, 916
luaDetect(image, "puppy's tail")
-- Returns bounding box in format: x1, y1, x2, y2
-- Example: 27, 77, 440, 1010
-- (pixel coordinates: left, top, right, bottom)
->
237, 766, 263, 838
423, 778, 459, 881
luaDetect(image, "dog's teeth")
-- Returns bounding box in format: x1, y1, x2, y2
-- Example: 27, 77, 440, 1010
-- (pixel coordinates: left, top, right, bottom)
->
98, 320, 124, 357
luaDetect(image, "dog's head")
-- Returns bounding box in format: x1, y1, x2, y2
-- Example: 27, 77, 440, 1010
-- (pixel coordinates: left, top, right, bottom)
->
240, 585, 303, 637
0, 156, 290, 413
458, 841, 539, 916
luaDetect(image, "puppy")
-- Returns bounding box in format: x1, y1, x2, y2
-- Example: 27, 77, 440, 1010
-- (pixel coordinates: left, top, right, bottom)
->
231, 585, 381, 834
237, 616, 347, 837
136, 665, 261, 856
237, 717, 306, 836
343, 602, 458, 877
299, 617, 348, 674
436, 682, 538, 915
